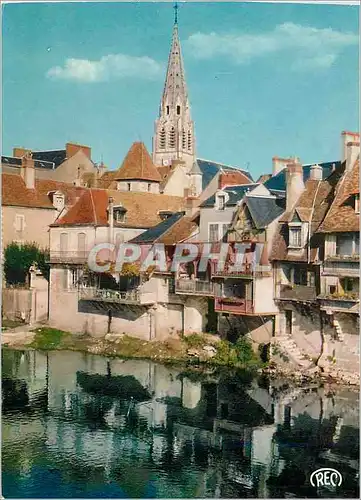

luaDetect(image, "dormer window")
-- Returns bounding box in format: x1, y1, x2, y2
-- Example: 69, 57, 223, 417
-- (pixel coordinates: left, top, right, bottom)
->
159, 210, 175, 221
113, 206, 127, 223
355, 194, 360, 214
48, 190, 65, 212
215, 192, 227, 211
288, 223, 302, 249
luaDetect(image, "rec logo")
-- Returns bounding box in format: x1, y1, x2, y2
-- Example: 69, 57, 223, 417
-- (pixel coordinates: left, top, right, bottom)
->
310, 468, 343, 488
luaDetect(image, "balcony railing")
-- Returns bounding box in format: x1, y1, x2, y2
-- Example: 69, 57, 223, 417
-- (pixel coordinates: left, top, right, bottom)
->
79, 287, 140, 304
175, 279, 214, 296
212, 264, 272, 279
276, 284, 317, 302
49, 251, 89, 264
323, 257, 359, 277
318, 293, 359, 313
214, 297, 254, 315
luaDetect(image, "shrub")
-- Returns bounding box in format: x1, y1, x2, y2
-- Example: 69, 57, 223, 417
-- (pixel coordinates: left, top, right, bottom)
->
4, 242, 50, 285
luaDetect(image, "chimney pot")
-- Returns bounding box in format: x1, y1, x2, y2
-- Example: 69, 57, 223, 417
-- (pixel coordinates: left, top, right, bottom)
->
309, 164, 323, 181
21, 152, 35, 189
286, 161, 304, 211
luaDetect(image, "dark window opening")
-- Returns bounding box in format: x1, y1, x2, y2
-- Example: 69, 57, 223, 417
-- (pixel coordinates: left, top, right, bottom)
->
147, 183, 151, 192
166, 106, 170, 115
127, 183, 131, 191
177, 105, 181, 115
285, 310, 292, 335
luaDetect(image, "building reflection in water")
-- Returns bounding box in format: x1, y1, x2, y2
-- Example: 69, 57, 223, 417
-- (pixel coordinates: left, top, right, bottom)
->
2, 349, 360, 498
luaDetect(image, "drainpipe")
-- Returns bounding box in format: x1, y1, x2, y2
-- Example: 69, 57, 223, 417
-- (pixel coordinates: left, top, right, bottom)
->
108, 197, 114, 245
181, 304, 185, 338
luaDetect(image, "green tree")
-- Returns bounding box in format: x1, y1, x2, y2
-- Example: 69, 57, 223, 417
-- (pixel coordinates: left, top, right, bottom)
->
4, 242, 50, 285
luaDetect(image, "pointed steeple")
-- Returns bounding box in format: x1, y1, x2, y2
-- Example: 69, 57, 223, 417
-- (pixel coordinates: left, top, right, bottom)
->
153, 5, 195, 170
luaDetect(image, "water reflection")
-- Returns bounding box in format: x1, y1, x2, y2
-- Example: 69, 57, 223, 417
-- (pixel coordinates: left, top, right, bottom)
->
2, 349, 359, 498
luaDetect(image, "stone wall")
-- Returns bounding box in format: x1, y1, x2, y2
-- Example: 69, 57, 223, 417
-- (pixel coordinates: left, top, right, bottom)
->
2, 288, 32, 323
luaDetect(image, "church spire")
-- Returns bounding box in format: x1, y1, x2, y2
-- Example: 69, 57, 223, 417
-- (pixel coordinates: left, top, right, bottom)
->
152, 4, 195, 169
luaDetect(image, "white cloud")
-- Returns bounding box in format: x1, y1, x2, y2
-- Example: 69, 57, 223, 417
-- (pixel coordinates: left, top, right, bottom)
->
47, 53, 163, 82
186, 22, 358, 71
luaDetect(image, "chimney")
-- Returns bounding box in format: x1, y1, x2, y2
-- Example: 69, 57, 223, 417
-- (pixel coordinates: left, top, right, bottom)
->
13, 147, 31, 158
341, 131, 360, 162
21, 152, 35, 189
272, 156, 294, 176
346, 141, 360, 172
309, 164, 323, 181
66, 142, 91, 160
286, 160, 304, 211
108, 197, 114, 244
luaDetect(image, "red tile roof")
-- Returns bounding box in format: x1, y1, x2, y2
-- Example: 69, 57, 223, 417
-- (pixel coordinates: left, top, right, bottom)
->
52, 189, 185, 229
270, 169, 342, 262
2, 173, 85, 209
157, 217, 198, 245
318, 157, 359, 233
115, 142, 161, 182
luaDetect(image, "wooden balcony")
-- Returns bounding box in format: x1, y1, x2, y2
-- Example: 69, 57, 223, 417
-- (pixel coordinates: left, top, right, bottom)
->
318, 293, 359, 314
79, 287, 155, 305
49, 251, 89, 264
214, 297, 254, 315
323, 257, 359, 277
212, 265, 272, 279
175, 279, 214, 296
276, 284, 317, 302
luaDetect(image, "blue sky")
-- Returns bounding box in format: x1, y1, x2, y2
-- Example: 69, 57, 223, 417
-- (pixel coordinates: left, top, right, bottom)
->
2, 1, 359, 179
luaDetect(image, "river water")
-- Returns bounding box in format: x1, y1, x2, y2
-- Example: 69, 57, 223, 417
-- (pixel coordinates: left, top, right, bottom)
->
2, 349, 359, 498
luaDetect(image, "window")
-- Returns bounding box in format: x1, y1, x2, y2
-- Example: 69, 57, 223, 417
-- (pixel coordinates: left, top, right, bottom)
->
148, 183, 151, 192
217, 194, 226, 210
15, 214, 25, 233
289, 226, 302, 248
77, 233, 86, 254
60, 232, 68, 253
188, 131, 192, 151
182, 130, 186, 149
159, 128, 166, 149
209, 224, 219, 243
169, 127, 176, 148
336, 233, 354, 256
342, 278, 354, 292
114, 209, 126, 223
177, 105, 181, 115
70, 268, 78, 289
293, 267, 307, 286
222, 224, 230, 243
355, 194, 360, 214
127, 183, 131, 191
166, 106, 170, 115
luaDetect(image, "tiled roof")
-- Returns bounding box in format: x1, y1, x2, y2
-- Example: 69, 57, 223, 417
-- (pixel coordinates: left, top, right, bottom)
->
270, 168, 342, 262
196, 159, 253, 190
32, 150, 67, 167
2, 173, 85, 209
246, 196, 285, 229
115, 142, 161, 182
130, 213, 198, 245
264, 161, 340, 193
317, 157, 359, 233
256, 174, 272, 184
52, 189, 185, 228
201, 184, 258, 208
130, 212, 185, 244
96, 171, 118, 189
1, 155, 55, 170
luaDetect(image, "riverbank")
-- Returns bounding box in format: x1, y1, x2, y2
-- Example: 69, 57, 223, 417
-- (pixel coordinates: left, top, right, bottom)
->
2, 326, 263, 371
2, 325, 359, 387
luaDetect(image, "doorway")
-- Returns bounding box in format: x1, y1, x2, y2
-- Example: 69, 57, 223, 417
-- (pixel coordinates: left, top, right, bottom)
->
285, 310, 292, 336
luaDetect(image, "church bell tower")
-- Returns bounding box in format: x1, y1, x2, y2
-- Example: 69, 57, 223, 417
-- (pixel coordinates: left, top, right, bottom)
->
152, 4, 196, 170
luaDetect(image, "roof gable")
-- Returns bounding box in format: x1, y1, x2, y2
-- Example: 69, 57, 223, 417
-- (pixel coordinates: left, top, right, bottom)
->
115, 142, 161, 182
